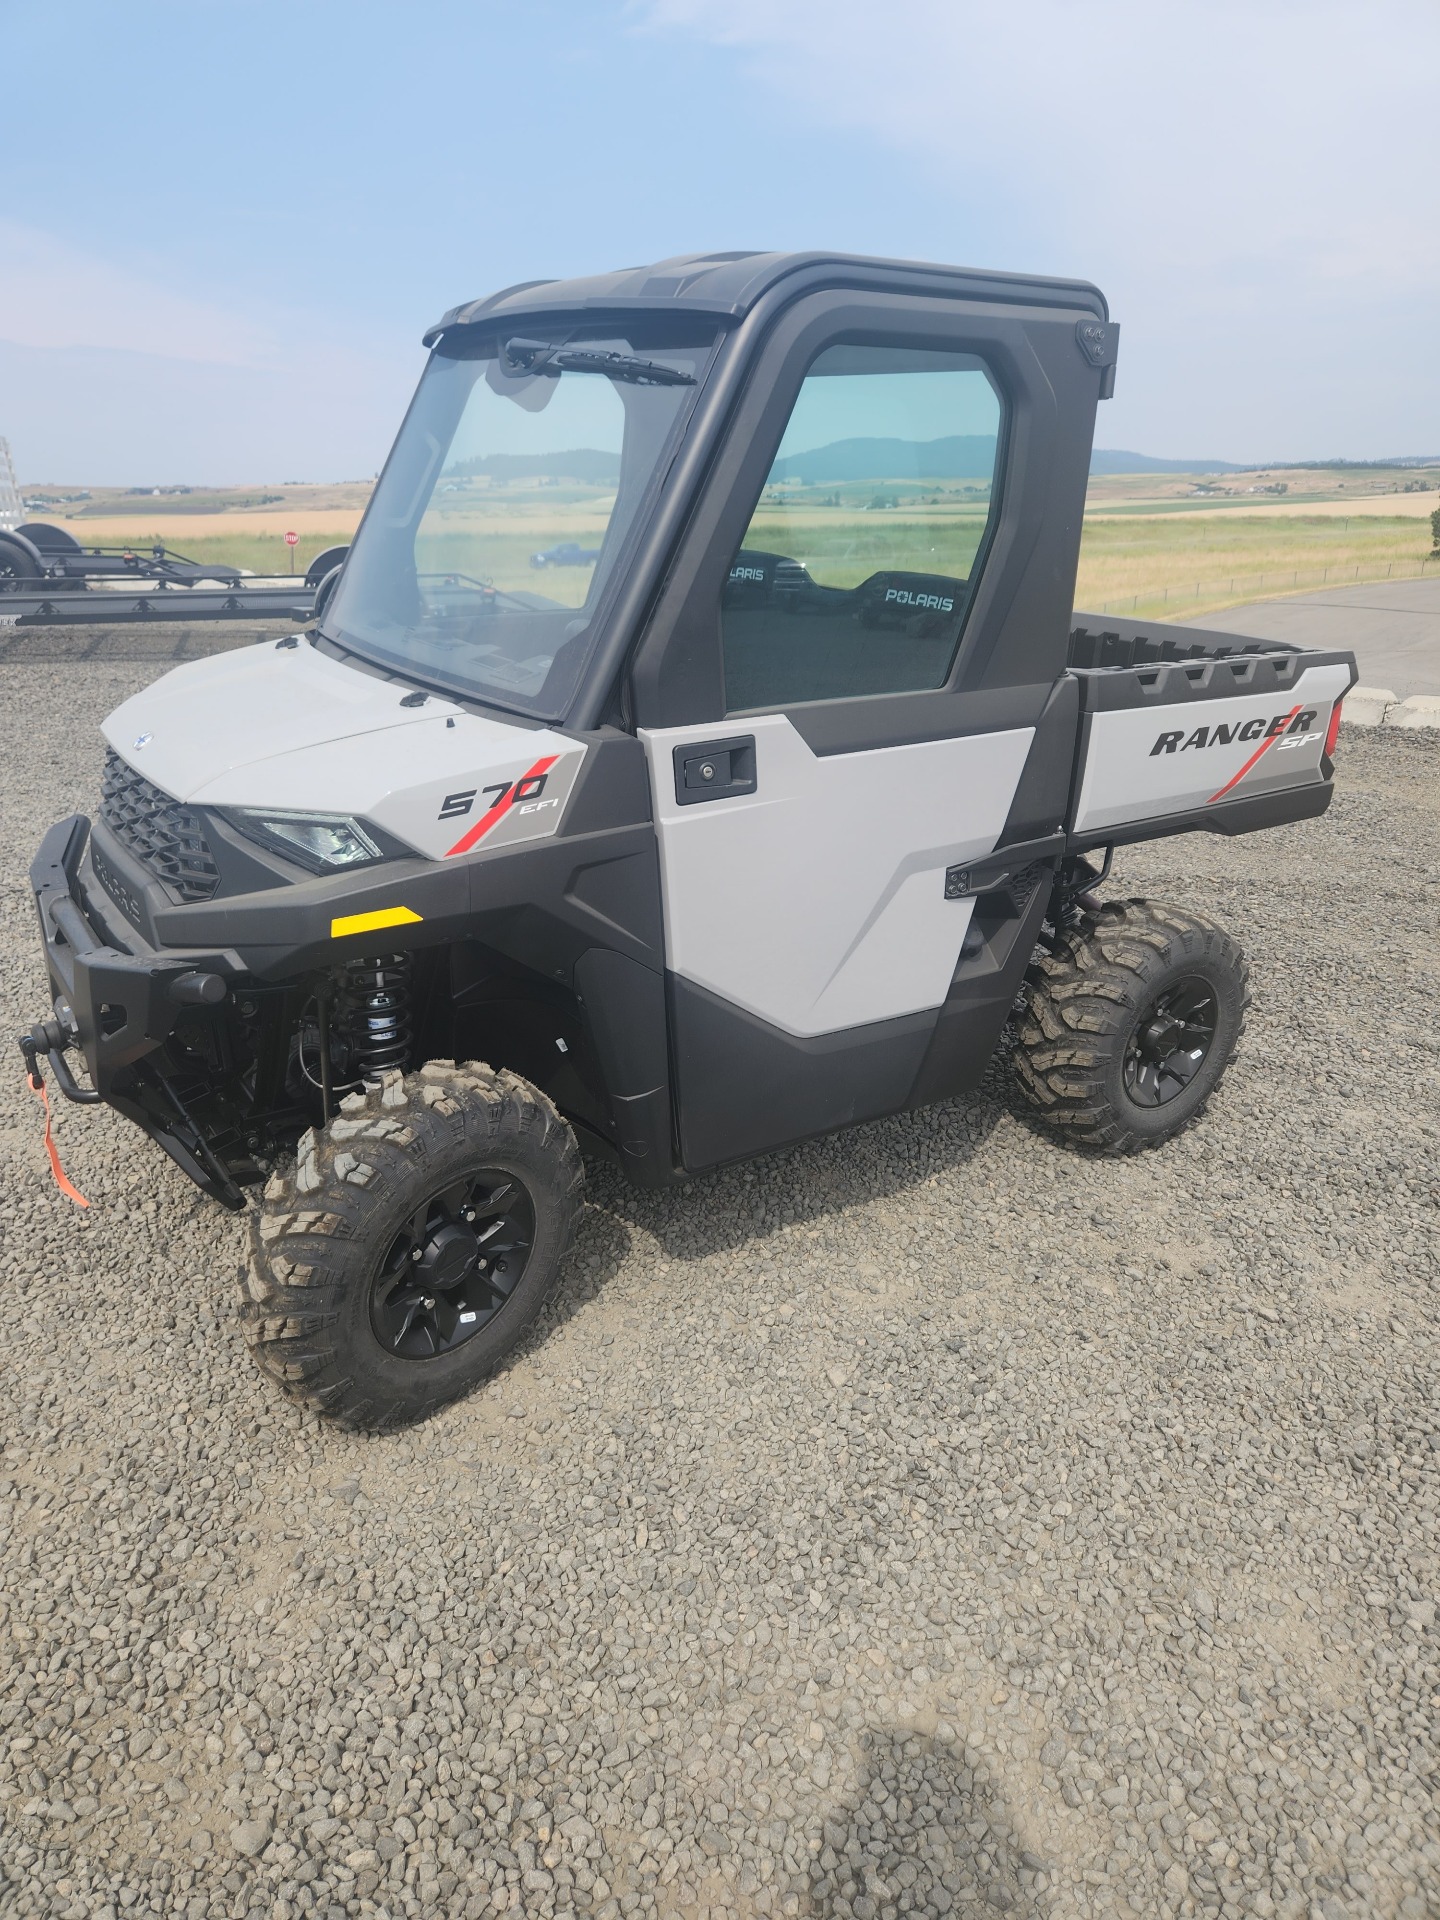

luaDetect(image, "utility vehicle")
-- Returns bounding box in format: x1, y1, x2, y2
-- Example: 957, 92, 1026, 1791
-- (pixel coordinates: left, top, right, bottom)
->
20, 251, 1355, 1428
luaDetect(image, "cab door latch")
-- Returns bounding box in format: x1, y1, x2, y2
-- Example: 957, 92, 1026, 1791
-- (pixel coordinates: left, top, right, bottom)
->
672, 736, 757, 806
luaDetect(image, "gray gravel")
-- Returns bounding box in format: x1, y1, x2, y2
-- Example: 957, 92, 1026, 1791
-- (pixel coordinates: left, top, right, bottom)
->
1, 652, 1438, 1920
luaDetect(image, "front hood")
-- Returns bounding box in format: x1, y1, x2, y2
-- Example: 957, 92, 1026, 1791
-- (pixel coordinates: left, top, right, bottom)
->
103, 642, 465, 798
102, 640, 587, 863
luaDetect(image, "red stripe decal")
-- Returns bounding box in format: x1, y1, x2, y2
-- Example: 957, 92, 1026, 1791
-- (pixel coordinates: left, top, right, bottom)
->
445, 755, 559, 857
1207, 706, 1301, 805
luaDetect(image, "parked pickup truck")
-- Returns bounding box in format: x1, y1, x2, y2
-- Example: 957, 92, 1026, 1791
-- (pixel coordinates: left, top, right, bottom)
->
20, 250, 1356, 1428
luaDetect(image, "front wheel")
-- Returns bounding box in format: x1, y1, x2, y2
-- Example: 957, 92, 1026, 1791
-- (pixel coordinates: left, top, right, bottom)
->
1012, 898, 1250, 1154
242, 1061, 584, 1428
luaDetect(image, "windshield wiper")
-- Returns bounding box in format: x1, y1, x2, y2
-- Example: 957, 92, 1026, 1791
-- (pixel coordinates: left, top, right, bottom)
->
502, 336, 695, 387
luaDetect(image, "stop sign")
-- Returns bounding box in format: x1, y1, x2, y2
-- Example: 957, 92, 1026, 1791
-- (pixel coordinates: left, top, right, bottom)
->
284, 530, 299, 548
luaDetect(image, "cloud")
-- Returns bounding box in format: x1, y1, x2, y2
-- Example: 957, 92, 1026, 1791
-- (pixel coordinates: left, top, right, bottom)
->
0, 336, 420, 486
638, 0, 1440, 456
0, 220, 276, 365
0, 221, 421, 481
639, 1, 1437, 278
1, 340, 420, 486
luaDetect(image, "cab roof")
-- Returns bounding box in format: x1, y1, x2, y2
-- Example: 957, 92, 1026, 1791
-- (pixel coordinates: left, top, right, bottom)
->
422, 249, 1108, 347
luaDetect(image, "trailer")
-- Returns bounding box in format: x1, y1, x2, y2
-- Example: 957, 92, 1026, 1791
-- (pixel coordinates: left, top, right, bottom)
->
0, 523, 349, 624
0, 583, 318, 626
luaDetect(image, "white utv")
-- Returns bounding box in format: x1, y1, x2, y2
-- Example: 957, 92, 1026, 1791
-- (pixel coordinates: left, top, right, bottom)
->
21, 252, 1356, 1427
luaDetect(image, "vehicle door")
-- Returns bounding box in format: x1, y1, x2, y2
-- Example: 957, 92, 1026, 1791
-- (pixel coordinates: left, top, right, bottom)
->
629, 290, 1100, 1168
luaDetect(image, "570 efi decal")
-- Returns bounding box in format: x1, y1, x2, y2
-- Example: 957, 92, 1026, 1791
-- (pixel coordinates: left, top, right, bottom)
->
442, 755, 559, 856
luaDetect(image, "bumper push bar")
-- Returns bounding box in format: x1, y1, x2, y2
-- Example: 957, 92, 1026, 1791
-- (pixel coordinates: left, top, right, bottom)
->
20, 814, 247, 1208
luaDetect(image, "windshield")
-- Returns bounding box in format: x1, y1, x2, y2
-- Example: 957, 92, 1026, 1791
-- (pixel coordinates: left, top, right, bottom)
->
326, 322, 716, 717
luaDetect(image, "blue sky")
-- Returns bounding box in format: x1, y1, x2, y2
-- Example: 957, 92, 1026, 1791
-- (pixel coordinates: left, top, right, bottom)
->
3, 0, 1436, 482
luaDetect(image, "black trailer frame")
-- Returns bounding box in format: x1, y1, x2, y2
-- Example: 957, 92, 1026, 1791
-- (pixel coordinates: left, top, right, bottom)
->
0, 585, 317, 625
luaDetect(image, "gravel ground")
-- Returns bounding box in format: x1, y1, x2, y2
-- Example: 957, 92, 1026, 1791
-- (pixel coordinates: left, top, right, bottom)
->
1, 654, 1437, 1920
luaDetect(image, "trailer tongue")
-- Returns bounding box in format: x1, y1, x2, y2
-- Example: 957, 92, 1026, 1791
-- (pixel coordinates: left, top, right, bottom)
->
17, 249, 1355, 1428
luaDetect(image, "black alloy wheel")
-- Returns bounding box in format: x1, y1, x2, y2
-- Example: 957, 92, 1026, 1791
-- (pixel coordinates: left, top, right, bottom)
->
1012, 897, 1249, 1155
371, 1170, 534, 1359
1121, 975, 1218, 1107
245, 1062, 584, 1428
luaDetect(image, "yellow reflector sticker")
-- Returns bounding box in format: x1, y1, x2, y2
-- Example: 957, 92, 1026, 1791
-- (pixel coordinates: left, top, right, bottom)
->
330, 906, 423, 939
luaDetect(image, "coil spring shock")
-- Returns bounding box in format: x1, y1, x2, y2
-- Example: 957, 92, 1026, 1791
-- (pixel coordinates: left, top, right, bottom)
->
336, 953, 413, 1079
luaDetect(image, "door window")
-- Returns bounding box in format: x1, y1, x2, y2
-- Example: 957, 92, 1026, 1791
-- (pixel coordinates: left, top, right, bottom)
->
721, 344, 1004, 713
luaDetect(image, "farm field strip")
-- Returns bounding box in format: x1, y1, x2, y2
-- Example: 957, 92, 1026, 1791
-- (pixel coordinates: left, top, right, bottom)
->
1075, 512, 1436, 621
19, 485, 1440, 626
1089, 494, 1438, 520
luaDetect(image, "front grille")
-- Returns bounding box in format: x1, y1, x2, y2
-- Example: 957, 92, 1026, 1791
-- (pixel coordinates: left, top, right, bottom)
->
99, 748, 221, 904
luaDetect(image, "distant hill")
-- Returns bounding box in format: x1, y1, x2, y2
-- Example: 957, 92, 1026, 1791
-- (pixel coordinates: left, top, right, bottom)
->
444, 448, 620, 483
435, 443, 1438, 491
1089, 450, 1247, 474
771, 434, 998, 483
767, 437, 1258, 483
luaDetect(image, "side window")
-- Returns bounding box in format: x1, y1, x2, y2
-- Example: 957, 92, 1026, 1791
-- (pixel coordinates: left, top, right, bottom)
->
721, 344, 1004, 713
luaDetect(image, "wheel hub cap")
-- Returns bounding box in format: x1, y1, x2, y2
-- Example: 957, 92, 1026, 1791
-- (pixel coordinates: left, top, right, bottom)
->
420, 1222, 483, 1289
370, 1171, 534, 1360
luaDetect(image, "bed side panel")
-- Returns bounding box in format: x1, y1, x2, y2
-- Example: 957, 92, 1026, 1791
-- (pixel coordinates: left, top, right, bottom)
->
1071, 654, 1354, 838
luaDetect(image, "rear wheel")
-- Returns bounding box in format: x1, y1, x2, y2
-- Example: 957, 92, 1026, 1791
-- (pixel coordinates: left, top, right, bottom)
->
242, 1061, 584, 1427
0, 532, 42, 585
1012, 898, 1249, 1153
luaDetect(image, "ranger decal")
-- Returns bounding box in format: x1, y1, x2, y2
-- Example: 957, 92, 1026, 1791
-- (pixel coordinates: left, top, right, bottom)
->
1150, 708, 1316, 756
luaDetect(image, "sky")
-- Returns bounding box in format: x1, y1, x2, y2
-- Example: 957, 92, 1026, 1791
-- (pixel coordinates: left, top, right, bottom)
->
2, 0, 1436, 484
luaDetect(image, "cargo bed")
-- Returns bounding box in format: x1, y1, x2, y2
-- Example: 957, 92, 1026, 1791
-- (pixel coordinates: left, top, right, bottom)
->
1064, 613, 1358, 850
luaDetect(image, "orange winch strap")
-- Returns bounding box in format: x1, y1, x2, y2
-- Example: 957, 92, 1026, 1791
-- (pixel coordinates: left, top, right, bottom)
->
26, 1073, 90, 1208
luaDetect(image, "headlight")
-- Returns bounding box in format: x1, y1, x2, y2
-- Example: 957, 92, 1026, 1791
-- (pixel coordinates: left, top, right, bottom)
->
231, 809, 384, 872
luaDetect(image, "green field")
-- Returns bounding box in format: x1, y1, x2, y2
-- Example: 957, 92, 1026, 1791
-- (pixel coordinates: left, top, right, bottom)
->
83, 531, 355, 578
1076, 512, 1436, 619
742, 499, 991, 587
88, 498, 1439, 626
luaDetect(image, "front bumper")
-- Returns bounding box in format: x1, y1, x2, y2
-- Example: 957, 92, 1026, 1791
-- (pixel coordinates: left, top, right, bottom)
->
29, 814, 243, 1096
26, 815, 251, 1208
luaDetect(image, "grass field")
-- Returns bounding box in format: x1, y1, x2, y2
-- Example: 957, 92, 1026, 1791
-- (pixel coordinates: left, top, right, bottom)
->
1074, 511, 1437, 619
70, 530, 359, 578
743, 501, 992, 587
32, 487, 1440, 623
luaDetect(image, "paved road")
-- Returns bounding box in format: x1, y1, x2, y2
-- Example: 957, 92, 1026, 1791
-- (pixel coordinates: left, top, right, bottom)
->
1202, 576, 1440, 698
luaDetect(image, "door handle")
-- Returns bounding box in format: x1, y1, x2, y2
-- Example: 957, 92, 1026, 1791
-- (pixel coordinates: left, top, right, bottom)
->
672, 735, 757, 806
